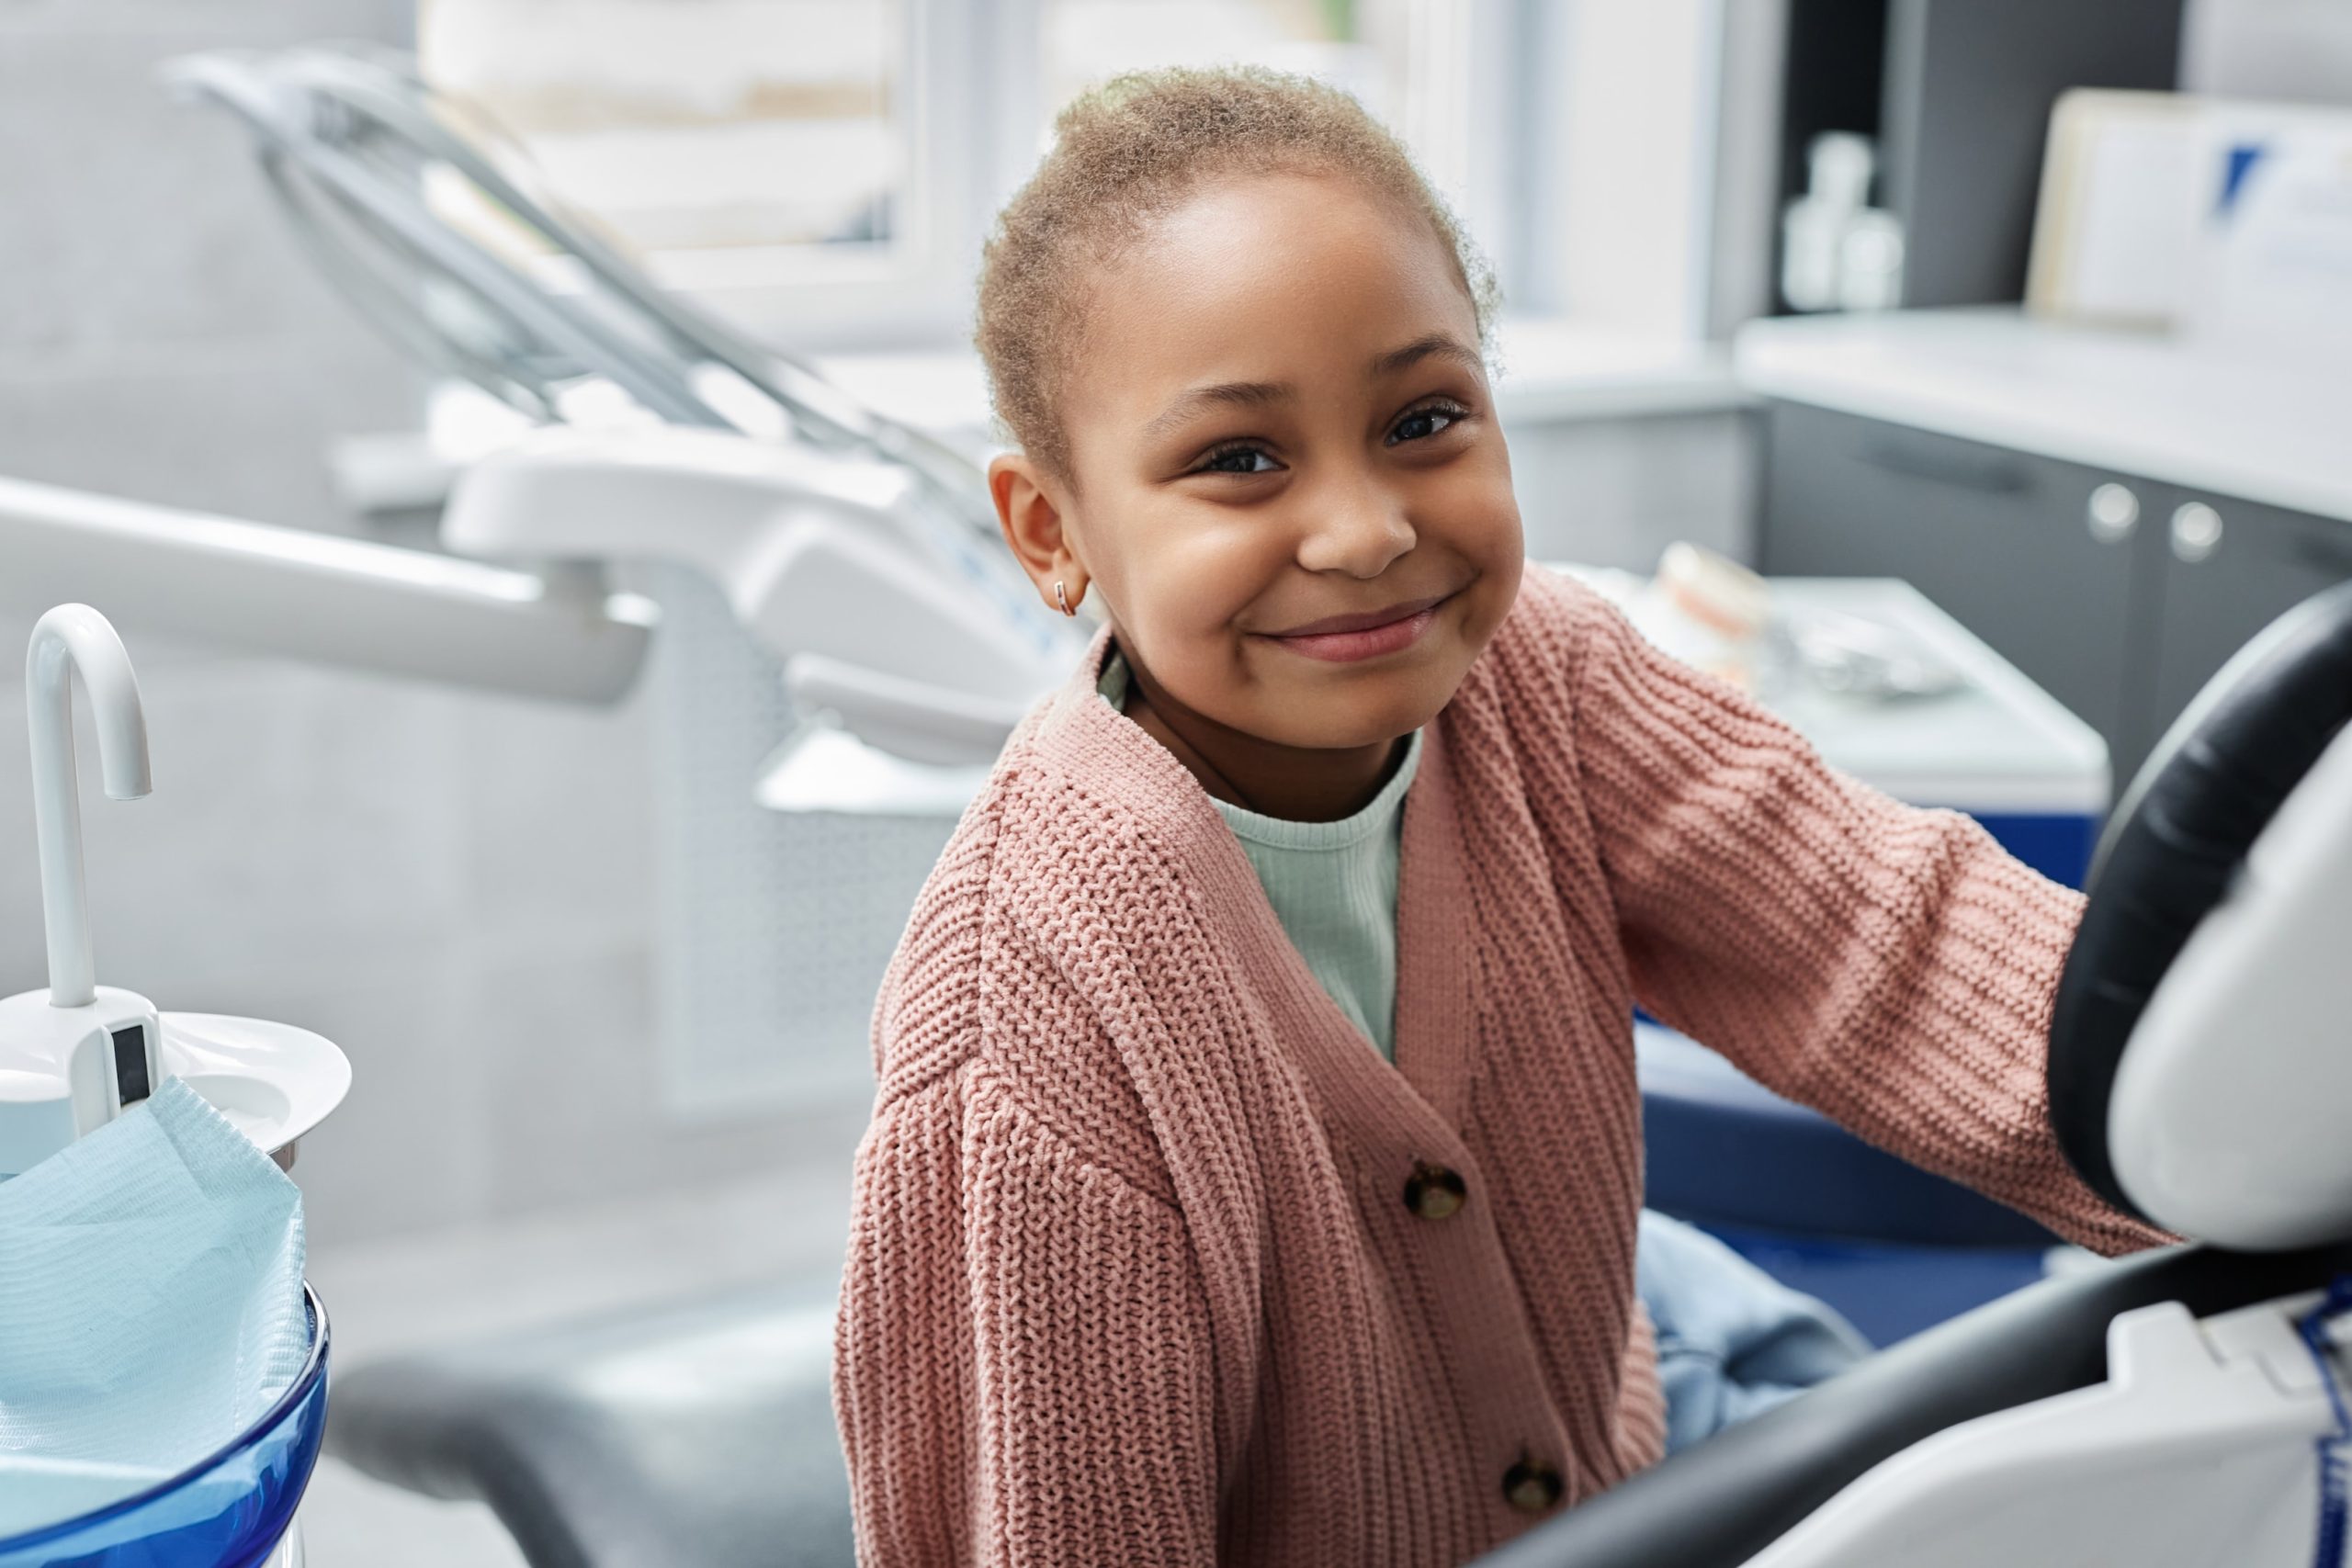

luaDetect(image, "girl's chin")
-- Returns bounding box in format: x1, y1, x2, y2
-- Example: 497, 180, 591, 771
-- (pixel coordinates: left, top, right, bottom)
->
1230, 674, 1460, 750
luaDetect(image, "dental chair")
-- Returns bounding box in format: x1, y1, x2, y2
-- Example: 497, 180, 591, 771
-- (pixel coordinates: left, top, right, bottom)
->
329, 1283, 852, 1568
1483, 576, 2352, 1566
325, 582, 2352, 1566
175, 44, 2352, 1566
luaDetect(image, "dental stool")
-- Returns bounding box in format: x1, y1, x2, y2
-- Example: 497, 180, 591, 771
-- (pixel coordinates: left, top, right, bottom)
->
327, 1283, 853, 1568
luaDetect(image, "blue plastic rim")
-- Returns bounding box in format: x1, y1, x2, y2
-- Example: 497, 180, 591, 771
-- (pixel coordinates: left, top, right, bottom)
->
0, 1283, 330, 1568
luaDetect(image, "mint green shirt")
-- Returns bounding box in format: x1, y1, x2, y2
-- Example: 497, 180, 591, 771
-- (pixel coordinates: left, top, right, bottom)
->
1099, 651, 1419, 1058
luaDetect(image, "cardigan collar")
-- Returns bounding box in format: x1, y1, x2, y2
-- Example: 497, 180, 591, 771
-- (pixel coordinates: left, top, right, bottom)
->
1023, 626, 1487, 1149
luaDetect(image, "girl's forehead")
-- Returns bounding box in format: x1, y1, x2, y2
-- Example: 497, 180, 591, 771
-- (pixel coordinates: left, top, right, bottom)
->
1075, 173, 1478, 408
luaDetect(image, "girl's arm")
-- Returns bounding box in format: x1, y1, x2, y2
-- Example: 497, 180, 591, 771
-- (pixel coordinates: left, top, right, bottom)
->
833, 1071, 1221, 1567
1555, 584, 2167, 1256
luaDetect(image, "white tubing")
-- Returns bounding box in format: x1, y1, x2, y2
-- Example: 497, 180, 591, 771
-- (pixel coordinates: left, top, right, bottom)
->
0, 476, 653, 705
26, 605, 152, 1009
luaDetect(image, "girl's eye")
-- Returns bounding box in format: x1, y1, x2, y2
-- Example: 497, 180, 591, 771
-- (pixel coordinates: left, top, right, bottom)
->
1195, 445, 1280, 476
1389, 402, 1467, 446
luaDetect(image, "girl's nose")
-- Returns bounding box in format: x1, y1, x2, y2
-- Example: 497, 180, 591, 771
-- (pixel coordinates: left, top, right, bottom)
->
1295, 481, 1416, 580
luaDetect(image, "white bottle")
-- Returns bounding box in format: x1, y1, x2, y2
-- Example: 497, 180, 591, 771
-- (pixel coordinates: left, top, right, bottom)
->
1781, 132, 1905, 313
1838, 206, 1906, 312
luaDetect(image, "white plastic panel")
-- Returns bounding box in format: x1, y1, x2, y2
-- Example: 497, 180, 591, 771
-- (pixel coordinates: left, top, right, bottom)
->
2109, 719, 2352, 1249
1744, 1300, 2334, 1568
641, 566, 951, 1118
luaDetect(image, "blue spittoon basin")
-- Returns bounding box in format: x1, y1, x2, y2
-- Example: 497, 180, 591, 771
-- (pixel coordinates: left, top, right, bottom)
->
0, 1284, 329, 1568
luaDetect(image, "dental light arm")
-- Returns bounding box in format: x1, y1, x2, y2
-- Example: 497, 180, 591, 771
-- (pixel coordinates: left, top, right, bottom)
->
0, 476, 653, 705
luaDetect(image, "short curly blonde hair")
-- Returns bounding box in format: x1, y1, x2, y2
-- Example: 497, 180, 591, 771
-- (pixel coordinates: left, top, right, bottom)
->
975, 65, 1499, 479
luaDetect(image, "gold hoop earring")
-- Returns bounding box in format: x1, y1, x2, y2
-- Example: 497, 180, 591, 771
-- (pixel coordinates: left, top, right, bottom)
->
1054, 581, 1076, 617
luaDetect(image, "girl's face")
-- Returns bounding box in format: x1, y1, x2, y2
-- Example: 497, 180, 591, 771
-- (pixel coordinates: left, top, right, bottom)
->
994, 172, 1524, 751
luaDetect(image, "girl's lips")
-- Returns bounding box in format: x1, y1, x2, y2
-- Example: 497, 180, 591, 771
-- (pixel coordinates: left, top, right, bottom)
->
1259, 594, 1452, 663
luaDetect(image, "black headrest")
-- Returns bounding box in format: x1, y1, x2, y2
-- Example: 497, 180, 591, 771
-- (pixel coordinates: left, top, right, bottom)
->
2049, 580, 2352, 1223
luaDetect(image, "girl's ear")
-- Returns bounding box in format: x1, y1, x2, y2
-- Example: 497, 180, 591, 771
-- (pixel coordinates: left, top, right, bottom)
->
989, 452, 1090, 614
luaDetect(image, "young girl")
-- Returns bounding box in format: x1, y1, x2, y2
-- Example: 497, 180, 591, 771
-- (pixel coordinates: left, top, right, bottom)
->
832, 67, 2163, 1567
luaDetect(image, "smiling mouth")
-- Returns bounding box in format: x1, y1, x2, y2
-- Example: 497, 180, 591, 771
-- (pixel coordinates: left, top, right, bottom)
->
1256, 592, 1455, 663
1268, 593, 1453, 638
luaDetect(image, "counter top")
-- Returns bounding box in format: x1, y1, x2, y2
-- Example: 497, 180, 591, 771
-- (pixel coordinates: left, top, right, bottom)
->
1565, 567, 2109, 814
1736, 309, 2352, 524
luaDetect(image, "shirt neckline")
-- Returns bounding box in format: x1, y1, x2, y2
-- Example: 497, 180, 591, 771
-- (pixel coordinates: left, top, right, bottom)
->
1037, 626, 1486, 1143
1098, 647, 1423, 851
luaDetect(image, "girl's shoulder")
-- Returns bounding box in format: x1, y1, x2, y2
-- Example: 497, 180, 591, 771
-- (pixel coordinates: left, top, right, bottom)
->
1498, 562, 1628, 665
871, 763, 1193, 1194
872, 730, 1216, 1064
1445, 562, 1630, 735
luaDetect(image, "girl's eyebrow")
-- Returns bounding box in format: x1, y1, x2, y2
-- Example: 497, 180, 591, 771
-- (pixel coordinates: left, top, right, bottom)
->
1371, 332, 1482, 378
1144, 334, 1479, 439
1144, 379, 1291, 438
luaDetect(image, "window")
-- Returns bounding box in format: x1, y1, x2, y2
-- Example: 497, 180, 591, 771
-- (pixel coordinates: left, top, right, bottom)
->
420, 0, 910, 257
415, 0, 1731, 351
1022, 1, 1504, 288
419, 0, 976, 348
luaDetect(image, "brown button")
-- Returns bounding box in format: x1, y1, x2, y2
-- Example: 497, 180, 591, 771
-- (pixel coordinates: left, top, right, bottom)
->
1402, 1162, 1467, 1221
1503, 1459, 1565, 1516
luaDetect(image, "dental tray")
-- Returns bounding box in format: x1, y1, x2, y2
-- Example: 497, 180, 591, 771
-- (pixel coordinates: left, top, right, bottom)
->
158, 1015, 351, 1160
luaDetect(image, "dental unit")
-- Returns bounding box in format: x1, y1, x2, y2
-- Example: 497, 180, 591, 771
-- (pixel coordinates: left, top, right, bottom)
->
0, 605, 347, 1566
162, 44, 1079, 772
0, 605, 351, 1179
4, 44, 1075, 781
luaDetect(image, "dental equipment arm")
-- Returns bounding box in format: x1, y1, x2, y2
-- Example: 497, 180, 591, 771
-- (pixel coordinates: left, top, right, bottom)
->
167, 41, 1071, 761
166, 46, 1012, 551
443, 426, 1073, 765
0, 476, 651, 705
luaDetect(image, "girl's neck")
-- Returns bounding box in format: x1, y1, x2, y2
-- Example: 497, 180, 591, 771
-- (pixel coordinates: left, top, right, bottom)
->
1122, 651, 1404, 823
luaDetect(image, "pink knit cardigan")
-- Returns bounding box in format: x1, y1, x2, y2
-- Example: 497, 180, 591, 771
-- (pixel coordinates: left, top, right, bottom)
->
833, 568, 2161, 1568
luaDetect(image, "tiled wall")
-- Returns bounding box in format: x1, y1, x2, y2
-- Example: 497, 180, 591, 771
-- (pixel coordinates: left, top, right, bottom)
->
0, 0, 872, 1248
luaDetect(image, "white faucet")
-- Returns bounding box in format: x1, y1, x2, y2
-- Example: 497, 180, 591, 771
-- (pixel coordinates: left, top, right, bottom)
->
28, 604, 153, 1009
0, 604, 164, 1178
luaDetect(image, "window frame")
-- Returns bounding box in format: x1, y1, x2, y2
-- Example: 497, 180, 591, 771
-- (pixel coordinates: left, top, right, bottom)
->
422, 0, 1738, 353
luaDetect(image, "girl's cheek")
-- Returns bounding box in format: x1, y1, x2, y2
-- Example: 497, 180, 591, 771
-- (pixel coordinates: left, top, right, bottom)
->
1155, 522, 1283, 626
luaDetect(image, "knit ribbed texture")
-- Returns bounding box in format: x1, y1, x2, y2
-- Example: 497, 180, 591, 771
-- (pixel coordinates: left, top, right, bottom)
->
834, 568, 2165, 1568
1100, 649, 1419, 1057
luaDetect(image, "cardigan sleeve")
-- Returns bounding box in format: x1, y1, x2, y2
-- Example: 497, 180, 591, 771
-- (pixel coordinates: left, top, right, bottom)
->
1552, 584, 2167, 1257
833, 1071, 1221, 1568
